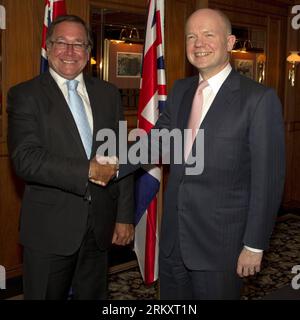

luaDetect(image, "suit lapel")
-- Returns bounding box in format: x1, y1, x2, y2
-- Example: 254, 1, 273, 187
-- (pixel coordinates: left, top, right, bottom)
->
200, 70, 240, 133
84, 75, 99, 156
176, 70, 240, 171
177, 71, 240, 133
40, 71, 87, 157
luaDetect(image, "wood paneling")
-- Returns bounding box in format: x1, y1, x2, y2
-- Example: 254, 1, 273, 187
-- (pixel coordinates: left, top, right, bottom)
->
284, 123, 300, 210
210, 0, 288, 101
0, 0, 44, 278
90, 0, 147, 13
165, 0, 195, 90
210, 0, 291, 17
282, 5, 300, 211
0, 158, 23, 278
291, 127, 300, 201
266, 17, 284, 96
66, 0, 89, 21
209, 0, 300, 213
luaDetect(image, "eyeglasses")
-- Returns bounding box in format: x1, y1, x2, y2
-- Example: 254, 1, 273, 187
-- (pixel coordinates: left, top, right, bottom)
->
50, 40, 89, 52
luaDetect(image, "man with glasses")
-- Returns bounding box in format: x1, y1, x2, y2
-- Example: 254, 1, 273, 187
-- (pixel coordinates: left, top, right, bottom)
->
7, 15, 134, 300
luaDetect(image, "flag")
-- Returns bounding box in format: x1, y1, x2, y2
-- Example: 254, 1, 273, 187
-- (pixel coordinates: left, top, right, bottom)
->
134, 0, 167, 285
40, 0, 66, 73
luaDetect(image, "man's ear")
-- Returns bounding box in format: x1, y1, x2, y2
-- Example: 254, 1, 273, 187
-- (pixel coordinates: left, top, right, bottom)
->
227, 34, 236, 51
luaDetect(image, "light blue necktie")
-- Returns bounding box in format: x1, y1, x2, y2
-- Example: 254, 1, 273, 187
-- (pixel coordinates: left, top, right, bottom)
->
67, 80, 92, 158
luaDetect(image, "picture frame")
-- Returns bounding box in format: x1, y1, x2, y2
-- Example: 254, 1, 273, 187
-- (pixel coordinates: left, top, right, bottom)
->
116, 52, 142, 78
103, 39, 143, 89
231, 51, 257, 81
234, 58, 254, 79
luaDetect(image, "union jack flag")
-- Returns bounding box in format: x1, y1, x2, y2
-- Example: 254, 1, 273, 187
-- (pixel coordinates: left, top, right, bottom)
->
40, 0, 66, 73
134, 0, 167, 284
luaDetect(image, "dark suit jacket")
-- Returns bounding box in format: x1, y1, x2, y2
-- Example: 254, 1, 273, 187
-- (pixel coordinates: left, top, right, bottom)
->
7, 71, 134, 255
120, 69, 285, 271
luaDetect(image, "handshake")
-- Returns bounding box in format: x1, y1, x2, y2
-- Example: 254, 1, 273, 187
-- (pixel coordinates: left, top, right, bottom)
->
88, 155, 119, 186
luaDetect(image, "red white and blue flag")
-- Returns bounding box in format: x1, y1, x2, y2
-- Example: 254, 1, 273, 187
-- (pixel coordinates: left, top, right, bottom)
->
134, 0, 167, 284
40, 0, 66, 73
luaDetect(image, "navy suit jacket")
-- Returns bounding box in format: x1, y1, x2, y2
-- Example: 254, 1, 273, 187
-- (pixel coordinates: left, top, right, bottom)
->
120, 69, 285, 271
8, 71, 134, 255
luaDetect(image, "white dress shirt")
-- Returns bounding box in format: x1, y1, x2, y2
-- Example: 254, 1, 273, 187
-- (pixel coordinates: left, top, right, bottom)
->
198, 63, 232, 126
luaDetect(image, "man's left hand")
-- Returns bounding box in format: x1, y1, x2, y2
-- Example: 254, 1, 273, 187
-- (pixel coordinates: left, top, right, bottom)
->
236, 247, 263, 277
112, 223, 134, 246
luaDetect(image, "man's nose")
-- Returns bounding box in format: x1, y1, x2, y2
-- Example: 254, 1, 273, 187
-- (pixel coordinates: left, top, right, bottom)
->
65, 44, 76, 54
194, 37, 204, 47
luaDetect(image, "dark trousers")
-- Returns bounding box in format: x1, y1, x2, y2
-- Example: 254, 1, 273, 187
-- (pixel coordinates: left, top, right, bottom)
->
23, 217, 108, 300
159, 237, 242, 300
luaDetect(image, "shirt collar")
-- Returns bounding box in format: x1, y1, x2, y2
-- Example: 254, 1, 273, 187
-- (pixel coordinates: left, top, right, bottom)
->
199, 63, 232, 95
49, 68, 84, 89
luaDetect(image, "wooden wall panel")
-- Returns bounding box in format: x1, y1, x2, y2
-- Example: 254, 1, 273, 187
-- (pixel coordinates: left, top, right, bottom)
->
1, 1, 32, 154
90, 0, 147, 13
210, 0, 288, 101
282, 6, 300, 211
284, 123, 300, 210
66, 0, 89, 21
211, 0, 292, 17
0, 158, 23, 278
165, 0, 195, 90
32, 1, 45, 77
210, 0, 300, 213
266, 18, 282, 95
292, 127, 300, 202
0, 0, 44, 278
284, 127, 293, 203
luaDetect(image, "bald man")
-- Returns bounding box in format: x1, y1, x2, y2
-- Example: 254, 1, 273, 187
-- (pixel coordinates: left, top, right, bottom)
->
115, 8, 285, 299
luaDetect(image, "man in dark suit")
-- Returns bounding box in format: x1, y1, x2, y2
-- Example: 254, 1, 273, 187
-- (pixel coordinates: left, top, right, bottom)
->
7, 15, 134, 300
105, 8, 285, 299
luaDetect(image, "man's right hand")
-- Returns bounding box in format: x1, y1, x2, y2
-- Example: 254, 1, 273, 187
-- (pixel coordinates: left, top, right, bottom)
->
88, 156, 117, 186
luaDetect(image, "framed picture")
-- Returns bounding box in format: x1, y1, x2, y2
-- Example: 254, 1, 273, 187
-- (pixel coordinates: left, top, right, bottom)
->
103, 39, 143, 89
231, 51, 257, 81
234, 59, 254, 79
116, 52, 142, 78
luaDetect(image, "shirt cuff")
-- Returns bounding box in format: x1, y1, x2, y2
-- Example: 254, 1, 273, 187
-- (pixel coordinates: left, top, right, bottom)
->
244, 245, 263, 253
